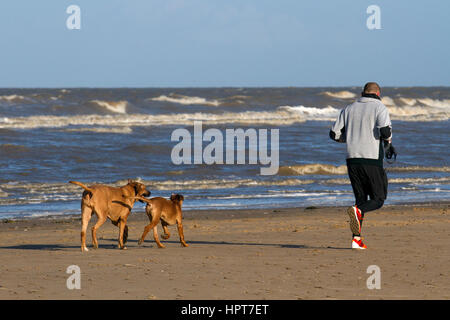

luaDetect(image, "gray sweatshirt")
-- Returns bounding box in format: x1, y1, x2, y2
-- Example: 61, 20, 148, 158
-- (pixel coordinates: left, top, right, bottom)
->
330, 96, 392, 167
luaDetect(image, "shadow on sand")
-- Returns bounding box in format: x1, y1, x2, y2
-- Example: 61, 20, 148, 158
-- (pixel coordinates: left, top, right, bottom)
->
105, 238, 351, 250
0, 243, 116, 251
0, 238, 351, 251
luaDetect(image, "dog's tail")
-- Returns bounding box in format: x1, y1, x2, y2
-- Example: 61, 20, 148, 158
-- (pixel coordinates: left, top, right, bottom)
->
69, 181, 94, 194
128, 196, 152, 205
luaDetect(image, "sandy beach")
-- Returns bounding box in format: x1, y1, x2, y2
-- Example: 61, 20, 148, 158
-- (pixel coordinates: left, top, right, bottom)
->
0, 203, 448, 300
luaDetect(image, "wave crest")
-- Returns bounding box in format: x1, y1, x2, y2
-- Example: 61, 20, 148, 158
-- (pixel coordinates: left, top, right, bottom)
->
0, 108, 306, 129
62, 127, 133, 134
279, 164, 450, 176
150, 94, 221, 106
279, 105, 340, 120
279, 164, 348, 176
321, 91, 356, 99
91, 100, 128, 114
0, 95, 27, 102
382, 97, 450, 121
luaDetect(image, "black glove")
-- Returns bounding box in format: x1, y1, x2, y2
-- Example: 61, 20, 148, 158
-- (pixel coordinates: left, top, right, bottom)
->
383, 141, 397, 162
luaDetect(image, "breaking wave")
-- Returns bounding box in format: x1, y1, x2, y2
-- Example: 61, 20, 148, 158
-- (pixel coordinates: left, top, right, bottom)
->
62, 127, 133, 134
279, 105, 340, 121
2, 174, 449, 206
2, 99, 448, 130
279, 164, 450, 176
279, 98, 450, 121
0, 108, 307, 129
0, 179, 316, 205
0, 189, 8, 198
279, 164, 348, 176
379, 97, 450, 121
321, 91, 357, 99
91, 100, 128, 114
0, 95, 28, 103
150, 94, 221, 106
323, 176, 450, 185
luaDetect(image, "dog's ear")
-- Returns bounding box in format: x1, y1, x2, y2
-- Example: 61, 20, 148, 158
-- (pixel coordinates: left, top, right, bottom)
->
171, 194, 183, 202
128, 179, 133, 184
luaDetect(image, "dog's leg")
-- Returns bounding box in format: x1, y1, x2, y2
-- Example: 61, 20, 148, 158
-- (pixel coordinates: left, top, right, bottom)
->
80, 207, 92, 252
138, 220, 158, 245
91, 215, 107, 249
161, 221, 170, 240
176, 219, 189, 247
118, 218, 128, 250
153, 224, 165, 248
123, 225, 128, 245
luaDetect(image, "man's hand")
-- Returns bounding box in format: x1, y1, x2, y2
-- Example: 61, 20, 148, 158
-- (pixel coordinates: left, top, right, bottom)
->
383, 140, 397, 161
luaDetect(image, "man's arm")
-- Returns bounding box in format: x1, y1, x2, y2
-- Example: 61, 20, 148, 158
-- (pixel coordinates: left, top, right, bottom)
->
376, 103, 397, 160
377, 104, 392, 142
380, 126, 392, 142
329, 108, 346, 143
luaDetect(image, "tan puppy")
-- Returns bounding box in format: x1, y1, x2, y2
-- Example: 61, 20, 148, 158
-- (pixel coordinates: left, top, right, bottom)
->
69, 179, 150, 252
131, 194, 188, 248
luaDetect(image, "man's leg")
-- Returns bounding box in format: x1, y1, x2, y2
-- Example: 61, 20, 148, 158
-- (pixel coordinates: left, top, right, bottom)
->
358, 198, 384, 213
347, 164, 369, 209
347, 164, 368, 236
358, 165, 388, 214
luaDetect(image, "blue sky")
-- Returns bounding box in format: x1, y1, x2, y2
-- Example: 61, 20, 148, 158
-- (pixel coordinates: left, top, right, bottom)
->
0, 0, 449, 87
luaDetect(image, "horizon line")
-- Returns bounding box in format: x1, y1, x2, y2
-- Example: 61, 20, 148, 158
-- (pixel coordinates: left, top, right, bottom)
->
0, 85, 449, 90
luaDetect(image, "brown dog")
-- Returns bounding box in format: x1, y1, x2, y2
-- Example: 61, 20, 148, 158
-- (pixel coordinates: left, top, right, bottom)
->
69, 179, 150, 252
130, 194, 188, 248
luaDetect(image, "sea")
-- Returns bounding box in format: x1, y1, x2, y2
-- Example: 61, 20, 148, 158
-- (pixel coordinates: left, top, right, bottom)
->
0, 87, 449, 219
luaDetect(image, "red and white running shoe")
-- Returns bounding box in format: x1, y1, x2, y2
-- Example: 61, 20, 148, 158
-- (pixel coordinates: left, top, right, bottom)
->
352, 237, 367, 250
347, 205, 363, 236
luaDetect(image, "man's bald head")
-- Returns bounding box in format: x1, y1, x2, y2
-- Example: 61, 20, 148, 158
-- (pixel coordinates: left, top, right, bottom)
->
363, 82, 381, 95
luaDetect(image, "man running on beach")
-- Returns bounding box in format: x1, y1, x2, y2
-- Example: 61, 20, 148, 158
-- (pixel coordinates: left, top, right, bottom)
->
329, 82, 392, 249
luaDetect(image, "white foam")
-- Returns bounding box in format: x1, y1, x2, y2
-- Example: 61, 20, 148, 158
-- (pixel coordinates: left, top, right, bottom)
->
389, 97, 450, 120
279, 164, 450, 176
381, 96, 395, 106
279, 105, 340, 121
398, 97, 417, 106
321, 91, 356, 99
390, 177, 450, 185
319, 94, 450, 121
0, 179, 316, 206
0, 95, 27, 102
0, 108, 306, 129
151, 94, 221, 106
91, 100, 128, 114
138, 178, 315, 191
207, 191, 328, 200
324, 176, 450, 185
416, 98, 450, 109
279, 164, 348, 176
62, 127, 133, 134
2, 174, 449, 207
0, 188, 8, 197
387, 106, 449, 121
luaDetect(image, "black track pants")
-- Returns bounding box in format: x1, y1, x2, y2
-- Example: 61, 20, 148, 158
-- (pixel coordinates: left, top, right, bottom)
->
347, 164, 388, 214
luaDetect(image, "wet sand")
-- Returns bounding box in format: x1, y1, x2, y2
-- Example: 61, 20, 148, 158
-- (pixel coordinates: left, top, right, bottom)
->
0, 204, 448, 300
